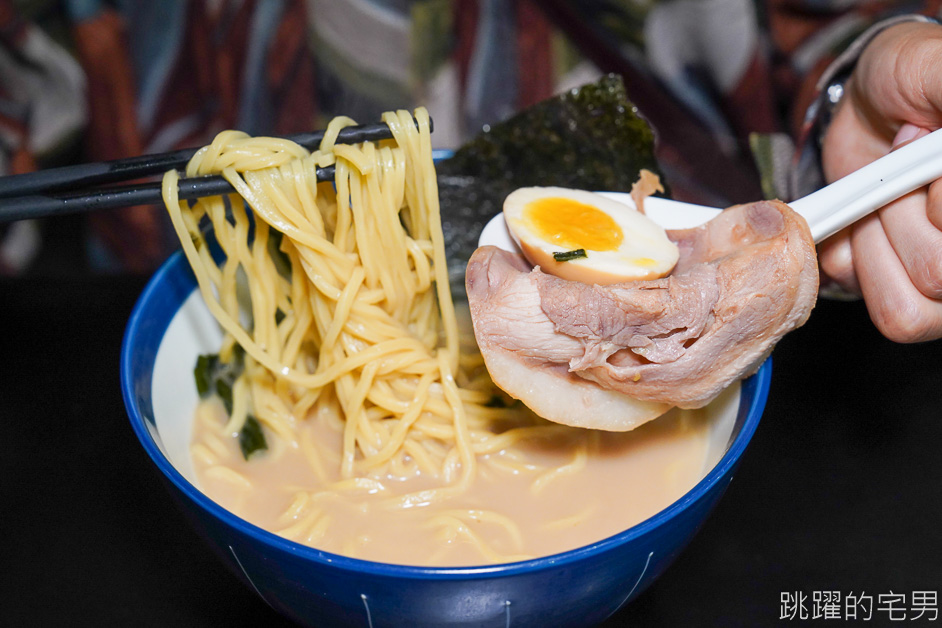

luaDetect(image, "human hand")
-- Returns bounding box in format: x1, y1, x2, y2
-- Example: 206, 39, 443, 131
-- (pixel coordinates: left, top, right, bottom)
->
819, 20, 942, 342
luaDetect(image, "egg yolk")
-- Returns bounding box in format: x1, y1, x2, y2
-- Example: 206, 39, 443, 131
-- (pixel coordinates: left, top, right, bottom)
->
523, 197, 624, 252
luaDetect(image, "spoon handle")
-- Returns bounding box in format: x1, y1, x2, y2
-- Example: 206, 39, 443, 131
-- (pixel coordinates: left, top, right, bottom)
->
790, 127, 942, 242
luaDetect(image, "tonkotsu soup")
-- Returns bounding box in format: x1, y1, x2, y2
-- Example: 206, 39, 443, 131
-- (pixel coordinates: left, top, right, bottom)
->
191, 391, 724, 566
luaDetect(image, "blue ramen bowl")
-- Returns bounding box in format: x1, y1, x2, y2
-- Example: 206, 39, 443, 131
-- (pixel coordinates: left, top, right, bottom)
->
121, 212, 769, 628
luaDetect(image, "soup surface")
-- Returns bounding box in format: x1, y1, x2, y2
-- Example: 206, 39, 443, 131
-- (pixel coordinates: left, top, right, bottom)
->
191, 395, 718, 566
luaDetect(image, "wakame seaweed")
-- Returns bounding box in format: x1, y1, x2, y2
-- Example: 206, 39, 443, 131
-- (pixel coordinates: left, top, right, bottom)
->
194, 349, 244, 398
553, 249, 587, 262
215, 379, 234, 415
194, 354, 218, 398
193, 347, 266, 459
239, 415, 268, 460
436, 74, 663, 271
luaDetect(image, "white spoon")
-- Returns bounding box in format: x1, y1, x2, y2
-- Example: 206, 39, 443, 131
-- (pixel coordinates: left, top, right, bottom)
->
479, 126, 942, 249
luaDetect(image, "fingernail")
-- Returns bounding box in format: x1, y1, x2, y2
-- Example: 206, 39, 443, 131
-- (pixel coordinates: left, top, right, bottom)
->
892, 123, 924, 148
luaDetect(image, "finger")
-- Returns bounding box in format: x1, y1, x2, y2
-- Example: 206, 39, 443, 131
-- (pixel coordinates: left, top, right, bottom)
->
897, 126, 942, 233
927, 178, 942, 231
877, 188, 942, 299
875, 125, 942, 300
817, 227, 861, 295
851, 212, 942, 342
851, 23, 942, 129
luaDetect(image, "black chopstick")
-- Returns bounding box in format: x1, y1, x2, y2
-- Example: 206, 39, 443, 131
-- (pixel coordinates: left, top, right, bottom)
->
0, 122, 405, 200
0, 116, 431, 223
0, 165, 337, 223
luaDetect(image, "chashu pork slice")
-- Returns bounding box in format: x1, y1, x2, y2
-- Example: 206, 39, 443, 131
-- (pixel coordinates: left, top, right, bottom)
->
466, 199, 818, 431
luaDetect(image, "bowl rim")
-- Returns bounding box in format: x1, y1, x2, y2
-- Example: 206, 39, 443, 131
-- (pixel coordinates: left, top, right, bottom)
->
121, 247, 769, 581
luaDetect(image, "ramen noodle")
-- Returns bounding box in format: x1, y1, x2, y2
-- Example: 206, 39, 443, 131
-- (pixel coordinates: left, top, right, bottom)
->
163, 109, 715, 565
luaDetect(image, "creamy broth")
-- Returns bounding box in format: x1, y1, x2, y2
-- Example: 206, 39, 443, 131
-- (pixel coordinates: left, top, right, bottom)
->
191, 397, 713, 566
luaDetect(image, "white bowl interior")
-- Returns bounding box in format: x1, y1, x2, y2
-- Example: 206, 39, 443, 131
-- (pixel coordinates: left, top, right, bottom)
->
152, 289, 224, 485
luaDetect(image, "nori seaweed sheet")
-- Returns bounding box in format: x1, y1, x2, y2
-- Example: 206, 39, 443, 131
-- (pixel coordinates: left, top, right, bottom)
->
437, 74, 663, 283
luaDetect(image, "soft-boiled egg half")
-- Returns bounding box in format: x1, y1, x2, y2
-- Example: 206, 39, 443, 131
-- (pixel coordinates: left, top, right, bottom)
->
503, 187, 680, 284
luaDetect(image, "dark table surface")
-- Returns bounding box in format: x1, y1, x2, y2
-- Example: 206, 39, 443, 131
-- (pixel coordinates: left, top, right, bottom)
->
3, 268, 941, 627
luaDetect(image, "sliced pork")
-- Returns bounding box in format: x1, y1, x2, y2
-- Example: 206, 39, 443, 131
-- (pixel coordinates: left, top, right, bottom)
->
466, 200, 818, 430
